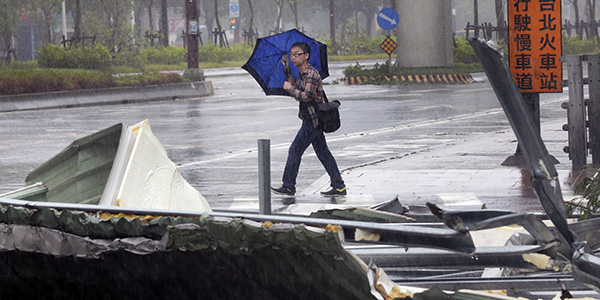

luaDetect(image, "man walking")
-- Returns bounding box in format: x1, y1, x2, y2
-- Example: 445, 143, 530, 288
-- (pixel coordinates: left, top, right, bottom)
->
271, 42, 346, 197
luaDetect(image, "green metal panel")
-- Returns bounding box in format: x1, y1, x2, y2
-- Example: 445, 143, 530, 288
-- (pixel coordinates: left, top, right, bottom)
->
0, 183, 48, 202
25, 123, 123, 204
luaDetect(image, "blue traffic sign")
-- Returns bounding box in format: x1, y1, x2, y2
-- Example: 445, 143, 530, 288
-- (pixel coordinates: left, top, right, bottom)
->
229, 3, 239, 18
377, 8, 399, 31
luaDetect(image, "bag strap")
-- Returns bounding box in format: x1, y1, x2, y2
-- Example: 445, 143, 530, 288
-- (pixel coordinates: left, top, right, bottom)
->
322, 89, 329, 103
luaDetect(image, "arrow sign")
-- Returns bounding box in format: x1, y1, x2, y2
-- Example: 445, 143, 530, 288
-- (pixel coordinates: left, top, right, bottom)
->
378, 12, 397, 25
377, 8, 399, 31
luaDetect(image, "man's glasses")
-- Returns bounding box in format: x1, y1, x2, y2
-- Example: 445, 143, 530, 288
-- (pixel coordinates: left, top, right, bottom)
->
289, 52, 305, 58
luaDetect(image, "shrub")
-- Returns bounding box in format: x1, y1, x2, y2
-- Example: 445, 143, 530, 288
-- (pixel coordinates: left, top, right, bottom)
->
230, 43, 253, 61
454, 37, 478, 64
566, 165, 600, 220
0, 69, 116, 95
342, 32, 387, 55
141, 46, 186, 65
562, 31, 600, 55
114, 72, 183, 86
342, 62, 367, 78
342, 60, 483, 79
78, 46, 111, 70
37, 44, 111, 71
198, 43, 253, 63
0, 61, 38, 69
36, 44, 68, 68
112, 49, 144, 69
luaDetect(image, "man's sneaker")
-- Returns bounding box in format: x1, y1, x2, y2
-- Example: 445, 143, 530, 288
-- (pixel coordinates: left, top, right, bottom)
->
320, 187, 347, 196
271, 186, 295, 196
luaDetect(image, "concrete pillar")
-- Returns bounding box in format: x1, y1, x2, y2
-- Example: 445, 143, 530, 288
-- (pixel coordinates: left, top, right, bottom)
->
396, 0, 454, 68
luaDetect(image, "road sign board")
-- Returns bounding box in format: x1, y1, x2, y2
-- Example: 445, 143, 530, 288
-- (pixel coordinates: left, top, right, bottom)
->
230, 3, 239, 18
380, 36, 397, 55
508, 0, 562, 93
377, 8, 399, 31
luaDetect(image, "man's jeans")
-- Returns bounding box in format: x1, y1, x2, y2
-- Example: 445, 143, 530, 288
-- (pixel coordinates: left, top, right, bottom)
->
282, 124, 345, 192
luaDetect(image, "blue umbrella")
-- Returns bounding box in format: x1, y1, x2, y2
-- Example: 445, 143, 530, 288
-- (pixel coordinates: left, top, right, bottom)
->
242, 29, 329, 96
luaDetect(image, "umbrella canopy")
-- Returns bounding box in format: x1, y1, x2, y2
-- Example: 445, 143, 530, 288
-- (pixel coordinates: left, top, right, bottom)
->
242, 29, 329, 96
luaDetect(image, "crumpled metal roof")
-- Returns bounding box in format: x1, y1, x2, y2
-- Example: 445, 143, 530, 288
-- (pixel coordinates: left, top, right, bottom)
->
0, 203, 381, 299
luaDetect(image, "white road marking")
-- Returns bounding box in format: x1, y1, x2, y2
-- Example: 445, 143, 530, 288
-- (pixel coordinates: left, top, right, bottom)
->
437, 192, 483, 207
228, 197, 259, 210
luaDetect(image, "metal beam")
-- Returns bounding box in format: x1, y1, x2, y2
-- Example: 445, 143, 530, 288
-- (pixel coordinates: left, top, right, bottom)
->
0, 197, 475, 253
348, 244, 558, 269
392, 275, 594, 293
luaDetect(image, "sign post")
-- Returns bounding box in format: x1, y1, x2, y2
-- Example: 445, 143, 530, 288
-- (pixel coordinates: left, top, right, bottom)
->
505, 0, 562, 166
229, 0, 239, 18
380, 37, 397, 76
377, 8, 399, 76
229, 0, 239, 43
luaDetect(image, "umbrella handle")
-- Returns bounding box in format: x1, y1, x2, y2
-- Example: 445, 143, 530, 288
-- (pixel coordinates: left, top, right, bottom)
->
282, 55, 292, 79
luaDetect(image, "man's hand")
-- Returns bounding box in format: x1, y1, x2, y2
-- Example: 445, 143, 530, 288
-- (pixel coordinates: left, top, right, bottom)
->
281, 54, 292, 78
283, 81, 292, 90
281, 54, 289, 67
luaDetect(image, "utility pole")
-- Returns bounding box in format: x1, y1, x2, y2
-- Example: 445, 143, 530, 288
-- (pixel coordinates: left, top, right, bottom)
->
329, 0, 335, 53
161, 0, 169, 46
474, 0, 479, 37
186, 0, 199, 69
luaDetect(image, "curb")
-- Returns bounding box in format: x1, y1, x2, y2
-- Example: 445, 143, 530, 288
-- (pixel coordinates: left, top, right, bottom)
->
342, 74, 475, 85
0, 81, 214, 113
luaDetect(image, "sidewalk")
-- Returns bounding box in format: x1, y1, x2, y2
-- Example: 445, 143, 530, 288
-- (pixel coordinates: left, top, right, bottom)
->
302, 118, 579, 212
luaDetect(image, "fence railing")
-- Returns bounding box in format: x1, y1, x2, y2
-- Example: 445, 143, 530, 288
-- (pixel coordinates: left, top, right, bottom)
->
561, 54, 600, 171
465, 22, 507, 41
61, 33, 96, 49
464, 20, 600, 41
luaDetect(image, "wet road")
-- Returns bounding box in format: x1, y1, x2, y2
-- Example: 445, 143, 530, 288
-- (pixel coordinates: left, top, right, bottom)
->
0, 62, 570, 211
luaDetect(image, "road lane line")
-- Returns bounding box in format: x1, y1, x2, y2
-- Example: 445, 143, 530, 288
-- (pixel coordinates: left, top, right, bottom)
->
438, 192, 483, 207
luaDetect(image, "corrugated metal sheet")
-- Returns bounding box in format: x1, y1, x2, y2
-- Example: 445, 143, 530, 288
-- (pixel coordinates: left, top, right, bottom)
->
24, 123, 123, 204
0, 205, 380, 299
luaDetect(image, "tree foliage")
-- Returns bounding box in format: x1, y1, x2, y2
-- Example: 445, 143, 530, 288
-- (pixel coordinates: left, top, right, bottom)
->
0, 0, 22, 63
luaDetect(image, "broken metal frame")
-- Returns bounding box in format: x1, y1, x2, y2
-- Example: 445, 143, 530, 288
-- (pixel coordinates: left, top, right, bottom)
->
0, 197, 584, 270
469, 38, 600, 292
0, 197, 475, 253
0, 196, 597, 296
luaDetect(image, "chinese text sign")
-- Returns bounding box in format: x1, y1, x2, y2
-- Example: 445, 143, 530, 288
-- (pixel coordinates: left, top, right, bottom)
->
508, 0, 562, 93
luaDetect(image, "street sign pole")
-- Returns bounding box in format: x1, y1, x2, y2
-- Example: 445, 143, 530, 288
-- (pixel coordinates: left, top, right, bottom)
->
230, 0, 240, 43
377, 8, 399, 77
387, 32, 392, 76
185, 0, 199, 69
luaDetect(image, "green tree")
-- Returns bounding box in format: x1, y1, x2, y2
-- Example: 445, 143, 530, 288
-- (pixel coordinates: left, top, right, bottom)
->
23, 0, 63, 44
569, 0, 583, 37
0, 0, 22, 63
273, 0, 284, 31
83, 0, 137, 52
288, 0, 298, 29
357, 0, 381, 37
200, 0, 228, 43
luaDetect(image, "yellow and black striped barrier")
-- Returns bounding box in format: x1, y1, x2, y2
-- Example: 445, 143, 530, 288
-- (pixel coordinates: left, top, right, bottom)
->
342, 74, 475, 85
